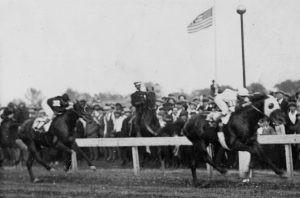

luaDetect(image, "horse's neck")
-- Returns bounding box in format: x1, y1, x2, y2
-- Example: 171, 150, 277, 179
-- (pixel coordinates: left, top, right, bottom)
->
63, 110, 79, 128
239, 108, 263, 129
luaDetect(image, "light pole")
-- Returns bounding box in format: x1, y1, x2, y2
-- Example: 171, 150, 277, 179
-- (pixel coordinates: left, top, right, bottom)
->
237, 5, 246, 88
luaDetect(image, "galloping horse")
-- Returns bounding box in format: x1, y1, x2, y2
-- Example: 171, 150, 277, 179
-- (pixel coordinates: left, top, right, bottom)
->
184, 94, 286, 185
19, 101, 96, 182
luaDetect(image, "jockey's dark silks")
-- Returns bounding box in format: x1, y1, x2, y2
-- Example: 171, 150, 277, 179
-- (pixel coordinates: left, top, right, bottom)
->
47, 94, 70, 115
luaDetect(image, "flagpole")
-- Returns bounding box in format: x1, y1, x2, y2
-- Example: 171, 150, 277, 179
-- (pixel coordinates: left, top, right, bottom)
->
213, 0, 218, 84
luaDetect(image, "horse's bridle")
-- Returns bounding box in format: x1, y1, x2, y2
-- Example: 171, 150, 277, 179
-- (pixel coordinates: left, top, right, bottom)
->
249, 103, 279, 124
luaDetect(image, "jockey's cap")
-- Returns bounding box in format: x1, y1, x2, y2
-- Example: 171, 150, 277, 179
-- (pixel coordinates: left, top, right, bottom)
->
62, 93, 70, 102
237, 88, 249, 96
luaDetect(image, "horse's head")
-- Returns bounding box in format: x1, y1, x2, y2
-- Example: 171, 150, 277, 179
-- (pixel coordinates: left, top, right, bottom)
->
250, 94, 285, 125
73, 100, 93, 122
264, 95, 286, 125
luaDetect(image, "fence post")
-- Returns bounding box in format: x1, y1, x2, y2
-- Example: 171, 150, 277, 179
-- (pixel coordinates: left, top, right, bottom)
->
239, 151, 251, 178
284, 144, 293, 178
131, 146, 140, 176
206, 144, 213, 177
71, 150, 78, 171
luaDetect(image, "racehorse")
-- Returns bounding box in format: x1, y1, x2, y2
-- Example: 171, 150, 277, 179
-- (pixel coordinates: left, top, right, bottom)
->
184, 94, 286, 185
18, 101, 96, 182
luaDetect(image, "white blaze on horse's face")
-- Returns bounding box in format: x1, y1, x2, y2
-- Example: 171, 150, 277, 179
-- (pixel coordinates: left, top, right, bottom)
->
264, 95, 280, 117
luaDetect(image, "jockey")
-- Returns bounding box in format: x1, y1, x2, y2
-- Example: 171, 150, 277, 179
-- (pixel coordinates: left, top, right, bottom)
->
130, 81, 146, 137
47, 93, 72, 115
0, 102, 17, 123
214, 87, 250, 125
33, 93, 72, 132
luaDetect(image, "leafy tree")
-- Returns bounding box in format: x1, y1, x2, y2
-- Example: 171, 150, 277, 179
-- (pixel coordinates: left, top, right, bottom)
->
275, 79, 300, 94
25, 88, 44, 108
247, 82, 267, 93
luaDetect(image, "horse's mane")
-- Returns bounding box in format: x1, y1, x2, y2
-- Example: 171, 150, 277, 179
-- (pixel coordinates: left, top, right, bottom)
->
234, 93, 268, 114
249, 93, 268, 103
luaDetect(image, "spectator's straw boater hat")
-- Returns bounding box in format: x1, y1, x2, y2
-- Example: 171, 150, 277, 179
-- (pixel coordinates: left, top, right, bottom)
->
93, 104, 103, 111
123, 107, 131, 113
114, 110, 122, 115
288, 100, 297, 108
176, 100, 187, 105
275, 90, 285, 95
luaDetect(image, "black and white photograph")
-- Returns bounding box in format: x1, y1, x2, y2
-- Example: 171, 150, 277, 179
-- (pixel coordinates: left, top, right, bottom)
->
1, 0, 300, 197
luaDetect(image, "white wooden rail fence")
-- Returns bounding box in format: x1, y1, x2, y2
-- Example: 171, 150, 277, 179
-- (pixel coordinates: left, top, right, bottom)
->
72, 135, 300, 178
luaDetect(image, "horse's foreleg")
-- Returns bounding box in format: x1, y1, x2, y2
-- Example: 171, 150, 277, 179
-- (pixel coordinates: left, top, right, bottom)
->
251, 142, 284, 176
195, 140, 227, 174
71, 142, 95, 168
190, 160, 198, 186
26, 151, 35, 182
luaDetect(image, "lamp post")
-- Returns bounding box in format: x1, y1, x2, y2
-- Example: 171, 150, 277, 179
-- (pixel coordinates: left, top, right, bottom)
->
237, 5, 246, 88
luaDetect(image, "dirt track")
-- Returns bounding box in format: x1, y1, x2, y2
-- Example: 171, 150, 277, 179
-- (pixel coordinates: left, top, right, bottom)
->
1, 164, 300, 198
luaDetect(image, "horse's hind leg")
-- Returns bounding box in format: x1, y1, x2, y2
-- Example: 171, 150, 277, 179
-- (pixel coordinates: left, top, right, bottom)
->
28, 143, 52, 171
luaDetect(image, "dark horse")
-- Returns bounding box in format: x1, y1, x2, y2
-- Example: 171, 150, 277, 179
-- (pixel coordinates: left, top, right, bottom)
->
130, 91, 166, 168
184, 94, 286, 185
18, 101, 96, 182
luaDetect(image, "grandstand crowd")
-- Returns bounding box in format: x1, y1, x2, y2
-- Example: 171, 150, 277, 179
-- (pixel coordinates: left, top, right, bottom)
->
1, 80, 300, 170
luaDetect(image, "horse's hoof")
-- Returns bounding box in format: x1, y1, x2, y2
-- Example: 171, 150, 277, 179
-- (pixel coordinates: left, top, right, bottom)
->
279, 173, 288, 178
89, 166, 96, 171
199, 181, 210, 188
220, 168, 227, 175
33, 178, 41, 183
242, 178, 250, 183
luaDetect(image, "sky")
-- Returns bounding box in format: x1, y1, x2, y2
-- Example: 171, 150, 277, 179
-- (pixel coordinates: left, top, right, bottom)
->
0, 0, 300, 104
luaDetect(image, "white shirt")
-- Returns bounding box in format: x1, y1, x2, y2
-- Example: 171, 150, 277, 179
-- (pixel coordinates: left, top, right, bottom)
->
219, 89, 238, 106
113, 115, 126, 132
288, 111, 297, 124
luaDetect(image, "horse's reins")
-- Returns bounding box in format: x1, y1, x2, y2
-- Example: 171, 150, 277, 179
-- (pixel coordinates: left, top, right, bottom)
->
248, 103, 276, 123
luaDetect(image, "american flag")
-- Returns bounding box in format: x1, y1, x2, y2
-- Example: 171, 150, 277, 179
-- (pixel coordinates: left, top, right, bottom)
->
187, 7, 213, 33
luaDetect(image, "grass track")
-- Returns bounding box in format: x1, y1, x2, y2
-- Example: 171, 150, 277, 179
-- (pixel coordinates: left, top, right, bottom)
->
1, 165, 300, 198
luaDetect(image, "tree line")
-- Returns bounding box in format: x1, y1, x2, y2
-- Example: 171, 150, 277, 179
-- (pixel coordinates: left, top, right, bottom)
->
7, 79, 300, 109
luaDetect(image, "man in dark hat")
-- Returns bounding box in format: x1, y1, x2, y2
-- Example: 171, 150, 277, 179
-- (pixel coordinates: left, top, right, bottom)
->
286, 101, 298, 134
130, 82, 146, 136
275, 90, 289, 114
